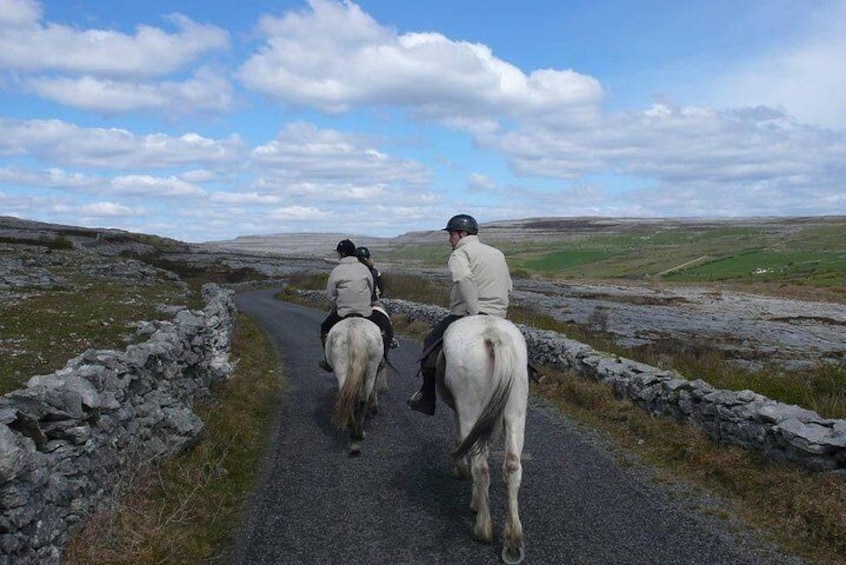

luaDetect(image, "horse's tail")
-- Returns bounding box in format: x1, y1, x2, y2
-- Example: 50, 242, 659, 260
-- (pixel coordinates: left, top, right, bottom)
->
452, 325, 518, 460
332, 323, 368, 427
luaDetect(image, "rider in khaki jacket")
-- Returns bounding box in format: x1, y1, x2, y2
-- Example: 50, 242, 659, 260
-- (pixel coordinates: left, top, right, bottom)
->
319, 239, 373, 371
447, 234, 511, 318
408, 214, 512, 415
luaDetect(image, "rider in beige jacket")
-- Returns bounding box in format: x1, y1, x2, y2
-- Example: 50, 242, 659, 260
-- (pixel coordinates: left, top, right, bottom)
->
408, 214, 512, 415
447, 234, 511, 318
319, 239, 373, 371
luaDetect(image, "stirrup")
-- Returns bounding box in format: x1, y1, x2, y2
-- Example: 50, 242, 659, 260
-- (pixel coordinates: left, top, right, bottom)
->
407, 390, 435, 416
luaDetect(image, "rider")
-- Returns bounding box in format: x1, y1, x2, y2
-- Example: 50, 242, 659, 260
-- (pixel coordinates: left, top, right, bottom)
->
356, 246, 397, 358
355, 246, 384, 304
407, 214, 513, 415
319, 239, 374, 372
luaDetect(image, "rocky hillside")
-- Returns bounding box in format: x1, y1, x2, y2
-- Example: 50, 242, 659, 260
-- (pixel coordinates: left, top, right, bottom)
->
204, 215, 844, 258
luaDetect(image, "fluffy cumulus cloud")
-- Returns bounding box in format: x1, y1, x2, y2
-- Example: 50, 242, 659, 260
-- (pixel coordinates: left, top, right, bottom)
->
25, 68, 233, 113
249, 122, 434, 203
0, 0, 232, 113
480, 103, 846, 216
0, 118, 244, 169
80, 201, 134, 217
237, 0, 602, 124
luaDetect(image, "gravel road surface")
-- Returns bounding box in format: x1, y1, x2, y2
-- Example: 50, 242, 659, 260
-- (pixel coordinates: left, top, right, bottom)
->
229, 289, 805, 565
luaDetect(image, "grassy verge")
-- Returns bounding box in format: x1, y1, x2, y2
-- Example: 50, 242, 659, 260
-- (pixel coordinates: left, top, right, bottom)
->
63, 313, 284, 564
534, 369, 846, 564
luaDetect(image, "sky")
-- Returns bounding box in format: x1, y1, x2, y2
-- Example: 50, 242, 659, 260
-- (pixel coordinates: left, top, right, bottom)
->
0, 0, 844, 243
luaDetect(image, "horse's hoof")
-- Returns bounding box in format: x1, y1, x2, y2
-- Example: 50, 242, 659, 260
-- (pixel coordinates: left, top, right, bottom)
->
501, 543, 525, 565
349, 442, 362, 456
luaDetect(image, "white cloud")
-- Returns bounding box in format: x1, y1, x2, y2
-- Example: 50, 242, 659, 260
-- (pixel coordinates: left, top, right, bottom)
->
210, 191, 282, 204
0, 0, 41, 28
0, 166, 94, 188
24, 67, 233, 113
110, 175, 205, 196
0, 3, 229, 76
0, 1, 231, 113
269, 205, 326, 220
237, 0, 601, 124
251, 122, 432, 192
485, 103, 846, 182
80, 201, 134, 217
180, 169, 216, 183
0, 118, 244, 169
467, 173, 498, 193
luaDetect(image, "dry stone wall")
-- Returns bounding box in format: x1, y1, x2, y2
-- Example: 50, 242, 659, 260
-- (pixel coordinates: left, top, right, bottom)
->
0, 284, 235, 565
383, 298, 846, 475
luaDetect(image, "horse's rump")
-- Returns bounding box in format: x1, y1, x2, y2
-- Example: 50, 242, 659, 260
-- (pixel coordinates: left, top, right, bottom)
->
326, 317, 384, 427
442, 316, 528, 460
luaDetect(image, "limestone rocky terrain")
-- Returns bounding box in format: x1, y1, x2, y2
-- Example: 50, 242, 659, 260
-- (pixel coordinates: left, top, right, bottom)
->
3, 215, 844, 376
207, 217, 846, 372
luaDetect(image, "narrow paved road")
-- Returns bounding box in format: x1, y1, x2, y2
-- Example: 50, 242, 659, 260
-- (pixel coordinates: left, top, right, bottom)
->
229, 289, 803, 565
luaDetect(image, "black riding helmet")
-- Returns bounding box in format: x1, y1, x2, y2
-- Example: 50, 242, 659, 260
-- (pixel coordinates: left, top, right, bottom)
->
443, 214, 478, 235
355, 246, 371, 259
336, 239, 356, 257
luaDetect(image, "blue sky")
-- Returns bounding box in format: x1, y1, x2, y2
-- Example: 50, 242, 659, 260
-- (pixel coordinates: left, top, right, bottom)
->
0, 0, 844, 242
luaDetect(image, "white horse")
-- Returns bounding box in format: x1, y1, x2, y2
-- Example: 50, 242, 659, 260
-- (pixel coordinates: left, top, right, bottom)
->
437, 315, 529, 565
325, 316, 386, 455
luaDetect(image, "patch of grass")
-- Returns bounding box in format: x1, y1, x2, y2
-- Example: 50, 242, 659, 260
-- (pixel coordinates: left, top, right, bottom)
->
534, 369, 846, 564
0, 235, 74, 250
0, 275, 191, 395
625, 339, 846, 420
284, 270, 328, 291
382, 271, 447, 306
665, 250, 846, 286
520, 248, 616, 272
63, 313, 284, 564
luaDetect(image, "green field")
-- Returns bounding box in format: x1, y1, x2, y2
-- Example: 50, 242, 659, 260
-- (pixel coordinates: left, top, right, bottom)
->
489, 221, 844, 287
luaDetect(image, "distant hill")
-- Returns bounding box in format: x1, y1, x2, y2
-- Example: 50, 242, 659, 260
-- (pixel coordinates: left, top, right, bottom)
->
202, 215, 845, 256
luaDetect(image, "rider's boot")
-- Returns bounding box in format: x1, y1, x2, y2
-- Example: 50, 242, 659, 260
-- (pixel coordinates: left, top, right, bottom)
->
319, 333, 332, 372
407, 367, 436, 415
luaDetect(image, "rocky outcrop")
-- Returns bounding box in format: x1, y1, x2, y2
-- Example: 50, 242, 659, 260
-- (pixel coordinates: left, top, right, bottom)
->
510, 280, 846, 372
383, 298, 846, 475
0, 284, 235, 565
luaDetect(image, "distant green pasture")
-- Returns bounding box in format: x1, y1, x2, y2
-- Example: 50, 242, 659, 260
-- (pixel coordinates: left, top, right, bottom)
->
379, 220, 845, 287
664, 250, 846, 285
513, 249, 616, 272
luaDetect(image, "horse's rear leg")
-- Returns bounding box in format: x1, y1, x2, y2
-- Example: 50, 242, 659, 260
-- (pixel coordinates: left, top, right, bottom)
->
368, 387, 379, 415
348, 401, 367, 456
453, 412, 470, 478
501, 434, 525, 563
470, 452, 493, 543
368, 365, 384, 415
